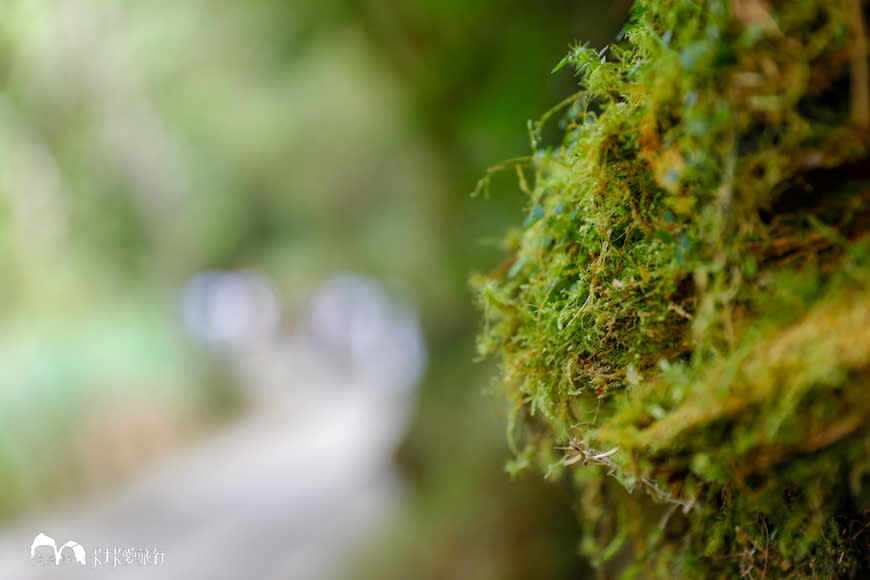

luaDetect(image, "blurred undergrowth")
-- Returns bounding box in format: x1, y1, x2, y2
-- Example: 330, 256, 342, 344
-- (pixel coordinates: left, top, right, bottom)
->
476, 0, 870, 577
0, 0, 634, 576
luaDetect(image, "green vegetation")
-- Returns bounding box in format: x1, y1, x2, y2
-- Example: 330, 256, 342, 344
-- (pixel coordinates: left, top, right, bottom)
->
0, 1, 623, 575
475, 0, 870, 576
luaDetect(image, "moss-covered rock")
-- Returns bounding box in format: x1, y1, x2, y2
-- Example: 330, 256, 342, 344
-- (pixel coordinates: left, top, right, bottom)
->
475, 0, 870, 576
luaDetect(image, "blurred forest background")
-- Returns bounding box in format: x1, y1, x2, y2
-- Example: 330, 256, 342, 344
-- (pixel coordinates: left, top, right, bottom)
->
0, 1, 631, 577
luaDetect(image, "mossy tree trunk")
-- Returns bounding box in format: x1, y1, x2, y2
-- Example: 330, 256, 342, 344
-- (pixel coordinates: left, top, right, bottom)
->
475, 1, 870, 577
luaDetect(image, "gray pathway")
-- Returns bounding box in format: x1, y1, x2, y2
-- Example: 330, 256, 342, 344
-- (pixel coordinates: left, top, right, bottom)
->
0, 344, 415, 580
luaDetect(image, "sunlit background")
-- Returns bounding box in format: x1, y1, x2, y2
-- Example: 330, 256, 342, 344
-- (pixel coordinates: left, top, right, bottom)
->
0, 1, 632, 578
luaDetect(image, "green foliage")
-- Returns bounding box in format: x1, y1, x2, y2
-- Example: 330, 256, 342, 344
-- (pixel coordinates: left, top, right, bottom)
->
0, 1, 611, 575
0, 0, 447, 519
475, 0, 870, 576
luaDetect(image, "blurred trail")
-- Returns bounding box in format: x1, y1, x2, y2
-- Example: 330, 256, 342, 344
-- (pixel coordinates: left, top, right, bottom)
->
0, 344, 409, 579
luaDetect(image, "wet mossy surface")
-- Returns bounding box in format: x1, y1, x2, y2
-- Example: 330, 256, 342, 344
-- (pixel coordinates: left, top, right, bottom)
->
474, 0, 870, 576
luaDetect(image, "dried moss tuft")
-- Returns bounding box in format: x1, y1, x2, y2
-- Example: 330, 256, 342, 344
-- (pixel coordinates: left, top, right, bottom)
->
474, 0, 870, 576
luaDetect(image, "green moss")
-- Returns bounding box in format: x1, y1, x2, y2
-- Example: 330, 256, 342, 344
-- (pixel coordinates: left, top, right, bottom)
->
474, 0, 870, 576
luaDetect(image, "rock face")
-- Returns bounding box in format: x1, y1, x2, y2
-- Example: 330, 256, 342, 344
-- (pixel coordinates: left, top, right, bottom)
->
475, 0, 870, 576
0, 273, 425, 580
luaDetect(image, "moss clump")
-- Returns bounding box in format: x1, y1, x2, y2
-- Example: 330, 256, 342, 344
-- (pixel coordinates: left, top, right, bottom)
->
474, 0, 870, 576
